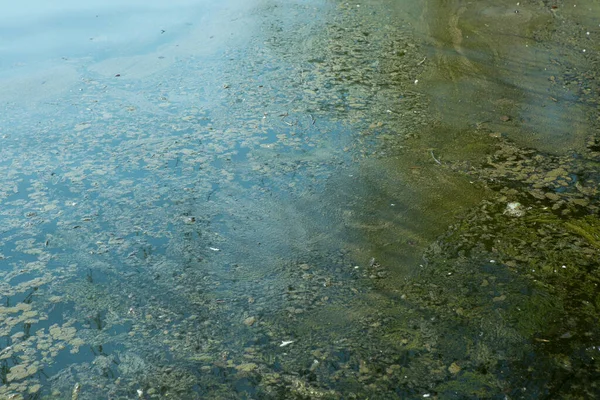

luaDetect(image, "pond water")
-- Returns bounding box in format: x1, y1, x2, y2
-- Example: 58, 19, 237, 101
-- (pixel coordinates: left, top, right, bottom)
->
1, 0, 599, 399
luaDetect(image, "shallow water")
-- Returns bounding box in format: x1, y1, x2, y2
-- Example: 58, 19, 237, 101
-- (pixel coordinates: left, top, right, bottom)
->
1, 0, 599, 399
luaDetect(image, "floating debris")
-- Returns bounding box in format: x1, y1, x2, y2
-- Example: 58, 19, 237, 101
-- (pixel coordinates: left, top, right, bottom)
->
71, 383, 81, 400
503, 201, 526, 217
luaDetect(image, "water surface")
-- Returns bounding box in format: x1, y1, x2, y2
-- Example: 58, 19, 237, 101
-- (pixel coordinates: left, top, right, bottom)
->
1, 0, 599, 398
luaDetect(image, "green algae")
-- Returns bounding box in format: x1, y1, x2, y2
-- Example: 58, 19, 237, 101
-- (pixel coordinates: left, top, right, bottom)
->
565, 217, 600, 249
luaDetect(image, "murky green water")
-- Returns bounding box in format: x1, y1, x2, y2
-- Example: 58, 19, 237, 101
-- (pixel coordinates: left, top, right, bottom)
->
1, 0, 599, 398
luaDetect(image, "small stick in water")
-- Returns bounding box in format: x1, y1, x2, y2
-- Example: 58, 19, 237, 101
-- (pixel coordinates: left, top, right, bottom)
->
431, 150, 442, 165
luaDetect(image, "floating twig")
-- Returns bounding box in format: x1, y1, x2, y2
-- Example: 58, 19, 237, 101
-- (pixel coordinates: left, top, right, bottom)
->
285, 95, 299, 105
431, 150, 442, 165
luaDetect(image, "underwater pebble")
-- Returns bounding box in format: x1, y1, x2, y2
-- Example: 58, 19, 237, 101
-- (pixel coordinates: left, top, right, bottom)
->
503, 202, 525, 217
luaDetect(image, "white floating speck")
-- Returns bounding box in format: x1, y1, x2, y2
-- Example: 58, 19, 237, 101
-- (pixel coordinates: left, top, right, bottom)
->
280, 340, 294, 347
209, 247, 220, 251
